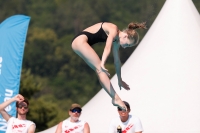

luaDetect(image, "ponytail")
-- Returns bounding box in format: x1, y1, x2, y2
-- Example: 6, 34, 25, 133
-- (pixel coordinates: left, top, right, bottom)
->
128, 22, 147, 30
123, 22, 147, 46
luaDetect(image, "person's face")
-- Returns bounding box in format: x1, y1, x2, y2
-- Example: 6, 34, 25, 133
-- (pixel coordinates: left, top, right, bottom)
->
69, 108, 82, 121
16, 102, 29, 115
118, 108, 130, 117
119, 33, 134, 49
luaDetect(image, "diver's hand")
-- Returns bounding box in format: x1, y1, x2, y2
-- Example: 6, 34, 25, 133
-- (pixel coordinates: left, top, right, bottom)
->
100, 64, 110, 77
118, 80, 130, 90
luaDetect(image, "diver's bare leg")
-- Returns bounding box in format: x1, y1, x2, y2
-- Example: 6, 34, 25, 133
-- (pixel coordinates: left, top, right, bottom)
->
96, 69, 127, 110
72, 40, 126, 110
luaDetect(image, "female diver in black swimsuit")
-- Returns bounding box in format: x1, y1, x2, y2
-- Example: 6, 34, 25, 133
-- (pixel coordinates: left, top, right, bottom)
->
71, 22, 146, 110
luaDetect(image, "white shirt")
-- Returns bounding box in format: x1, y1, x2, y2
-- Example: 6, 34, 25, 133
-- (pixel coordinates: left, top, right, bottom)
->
61, 119, 86, 133
6, 117, 35, 133
108, 115, 143, 133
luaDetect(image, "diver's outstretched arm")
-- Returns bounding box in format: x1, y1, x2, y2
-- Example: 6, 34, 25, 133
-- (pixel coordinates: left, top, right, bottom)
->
112, 43, 130, 90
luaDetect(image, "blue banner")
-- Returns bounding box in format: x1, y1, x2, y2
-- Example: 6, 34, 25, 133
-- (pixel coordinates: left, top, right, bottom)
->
0, 15, 30, 132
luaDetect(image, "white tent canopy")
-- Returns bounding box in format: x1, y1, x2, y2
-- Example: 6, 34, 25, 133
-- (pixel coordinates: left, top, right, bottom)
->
39, 0, 200, 132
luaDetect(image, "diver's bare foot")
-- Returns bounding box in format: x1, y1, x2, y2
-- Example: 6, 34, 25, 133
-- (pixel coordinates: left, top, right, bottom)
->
112, 99, 127, 111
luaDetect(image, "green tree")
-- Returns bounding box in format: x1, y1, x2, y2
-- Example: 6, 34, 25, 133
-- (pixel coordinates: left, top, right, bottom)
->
20, 69, 41, 99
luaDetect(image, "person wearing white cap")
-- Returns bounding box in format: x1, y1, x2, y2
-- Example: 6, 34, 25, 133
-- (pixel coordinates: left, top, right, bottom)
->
55, 103, 90, 133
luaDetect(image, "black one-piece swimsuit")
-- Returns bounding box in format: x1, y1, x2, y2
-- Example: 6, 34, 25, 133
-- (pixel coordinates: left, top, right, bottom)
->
71, 22, 108, 46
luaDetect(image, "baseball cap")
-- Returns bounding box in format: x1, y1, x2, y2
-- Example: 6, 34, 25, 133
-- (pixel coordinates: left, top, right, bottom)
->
70, 103, 82, 110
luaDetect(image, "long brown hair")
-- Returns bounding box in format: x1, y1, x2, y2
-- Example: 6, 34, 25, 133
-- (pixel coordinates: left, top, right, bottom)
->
124, 22, 147, 45
128, 22, 147, 30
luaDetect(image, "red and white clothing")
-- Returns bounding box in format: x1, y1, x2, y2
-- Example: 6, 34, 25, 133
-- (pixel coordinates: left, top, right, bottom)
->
108, 115, 143, 133
61, 119, 86, 133
6, 117, 35, 133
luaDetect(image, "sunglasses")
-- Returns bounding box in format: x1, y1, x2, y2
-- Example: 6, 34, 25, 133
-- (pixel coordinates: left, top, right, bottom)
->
70, 108, 82, 113
118, 107, 127, 112
17, 105, 28, 109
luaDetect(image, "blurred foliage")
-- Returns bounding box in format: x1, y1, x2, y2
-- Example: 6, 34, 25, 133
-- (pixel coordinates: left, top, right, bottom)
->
20, 69, 41, 99
0, 0, 200, 132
